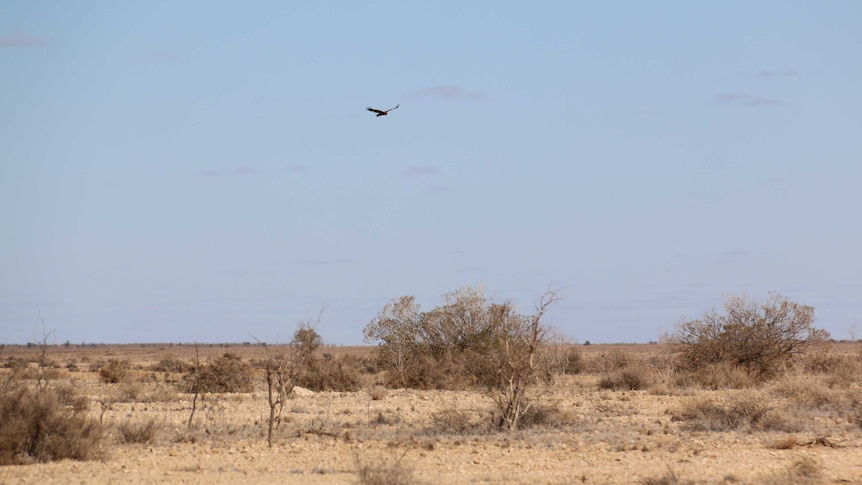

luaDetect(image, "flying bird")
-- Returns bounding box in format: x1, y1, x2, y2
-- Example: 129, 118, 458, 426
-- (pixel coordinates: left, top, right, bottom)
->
367, 104, 399, 117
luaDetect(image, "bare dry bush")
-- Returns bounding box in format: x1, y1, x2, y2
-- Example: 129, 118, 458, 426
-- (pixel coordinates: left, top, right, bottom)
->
148, 356, 189, 374
481, 289, 562, 430
354, 450, 414, 485
769, 375, 834, 408
3, 356, 29, 373
115, 381, 144, 402
117, 418, 159, 444
599, 365, 654, 391
561, 346, 585, 374
760, 455, 822, 485
53, 382, 88, 409
666, 293, 828, 382
183, 353, 254, 394
769, 375, 862, 427
426, 409, 489, 436
3, 358, 62, 382
99, 359, 131, 384
589, 349, 633, 375
0, 384, 104, 465
672, 361, 760, 390
363, 293, 471, 390
114, 381, 178, 403
368, 384, 387, 401
803, 350, 862, 388
535, 340, 583, 379
640, 467, 694, 485
671, 391, 796, 432
296, 352, 362, 392
516, 402, 577, 429
259, 320, 322, 447
364, 285, 562, 430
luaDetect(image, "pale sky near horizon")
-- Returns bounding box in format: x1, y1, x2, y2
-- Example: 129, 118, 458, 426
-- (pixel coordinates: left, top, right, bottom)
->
2, 2, 861, 346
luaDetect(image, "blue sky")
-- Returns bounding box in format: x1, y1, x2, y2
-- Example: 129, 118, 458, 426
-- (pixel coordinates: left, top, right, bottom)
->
2, 1, 861, 345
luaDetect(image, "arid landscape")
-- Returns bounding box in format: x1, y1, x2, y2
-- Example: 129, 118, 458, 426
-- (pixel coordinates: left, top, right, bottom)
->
2, 340, 861, 485
5, 3, 861, 484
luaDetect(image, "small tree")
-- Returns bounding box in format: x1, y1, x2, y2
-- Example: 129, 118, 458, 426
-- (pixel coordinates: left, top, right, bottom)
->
185, 344, 204, 429
363, 296, 423, 388
183, 348, 254, 429
260, 318, 322, 447
667, 292, 829, 379
482, 290, 560, 430
36, 326, 56, 390
363, 286, 509, 389
364, 285, 563, 430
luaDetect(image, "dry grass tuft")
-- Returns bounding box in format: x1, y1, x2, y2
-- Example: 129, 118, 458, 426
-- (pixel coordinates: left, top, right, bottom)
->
99, 359, 132, 384
768, 435, 800, 450
295, 353, 363, 392
117, 418, 160, 444
0, 385, 104, 465
599, 365, 653, 391
427, 409, 488, 436
355, 450, 415, 485
369, 384, 388, 401
769, 374, 862, 428
769, 375, 834, 408
184, 353, 254, 393
516, 403, 577, 429
803, 350, 862, 387
639, 467, 694, 485
760, 455, 822, 484
672, 362, 760, 390
149, 356, 189, 374
671, 391, 796, 432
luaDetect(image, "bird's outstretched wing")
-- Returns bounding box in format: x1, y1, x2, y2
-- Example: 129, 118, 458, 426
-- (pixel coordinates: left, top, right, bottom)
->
367, 104, 400, 116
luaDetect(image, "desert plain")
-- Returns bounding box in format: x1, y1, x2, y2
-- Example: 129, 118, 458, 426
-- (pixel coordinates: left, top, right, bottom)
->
1, 342, 861, 484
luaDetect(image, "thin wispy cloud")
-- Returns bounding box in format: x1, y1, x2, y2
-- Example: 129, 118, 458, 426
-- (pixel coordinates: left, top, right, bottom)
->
0, 33, 48, 47
457, 266, 487, 274
296, 259, 355, 266
428, 184, 452, 193
411, 84, 485, 101
199, 165, 256, 177
715, 249, 749, 265
404, 165, 440, 176
757, 68, 799, 79
286, 164, 308, 173
714, 93, 779, 107
760, 176, 790, 193
405, 165, 450, 191
145, 50, 185, 62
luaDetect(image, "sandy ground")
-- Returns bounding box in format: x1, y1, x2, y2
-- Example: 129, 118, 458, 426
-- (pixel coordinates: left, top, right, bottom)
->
2, 345, 861, 484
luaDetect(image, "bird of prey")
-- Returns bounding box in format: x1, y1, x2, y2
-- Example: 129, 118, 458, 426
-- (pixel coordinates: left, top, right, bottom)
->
367, 104, 399, 117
